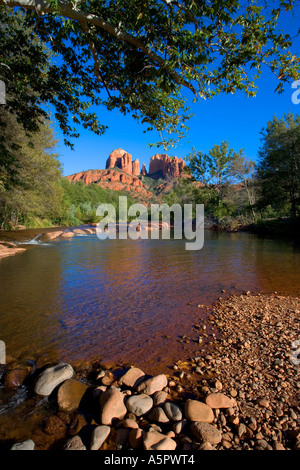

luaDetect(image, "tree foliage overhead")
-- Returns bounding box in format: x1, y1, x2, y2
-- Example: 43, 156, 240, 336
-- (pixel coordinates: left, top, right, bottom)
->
1, 0, 300, 148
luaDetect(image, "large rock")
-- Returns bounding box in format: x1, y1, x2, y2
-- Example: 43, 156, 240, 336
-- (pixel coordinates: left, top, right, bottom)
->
41, 231, 64, 241
34, 363, 75, 396
119, 367, 145, 388
149, 154, 185, 179
185, 399, 214, 423
100, 389, 127, 425
143, 431, 177, 450
66, 169, 152, 200
11, 439, 35, 450
141, 163, 147, 176
136, 374, 168, 395
106, 148, 140, 176
126, 394, 153, 417
57, 379, 88, 412
90, 425, 111, 450
132, 158, 140, 176
190, 422, 222, 445
59, 231, 75, 239
72, 228, 87, 235
205, 393, 236, 409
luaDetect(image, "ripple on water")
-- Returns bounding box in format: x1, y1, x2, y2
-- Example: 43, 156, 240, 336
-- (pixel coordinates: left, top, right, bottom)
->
0, 230, 299, 371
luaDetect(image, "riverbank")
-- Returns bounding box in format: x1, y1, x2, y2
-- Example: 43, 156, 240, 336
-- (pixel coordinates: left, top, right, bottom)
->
0, 226, 96, 261
0, 291, 299, 451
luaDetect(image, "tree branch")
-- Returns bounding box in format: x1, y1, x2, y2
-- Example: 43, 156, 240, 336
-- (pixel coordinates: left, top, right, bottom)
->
78, 19, 112, 98
0, 0, 196, 94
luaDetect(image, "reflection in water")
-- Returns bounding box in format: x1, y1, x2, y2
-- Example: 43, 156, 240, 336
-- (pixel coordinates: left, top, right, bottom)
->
0, 230, 299, 372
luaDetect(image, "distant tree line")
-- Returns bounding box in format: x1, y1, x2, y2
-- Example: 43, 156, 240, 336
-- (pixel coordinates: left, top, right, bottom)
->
164, 113, 300, 232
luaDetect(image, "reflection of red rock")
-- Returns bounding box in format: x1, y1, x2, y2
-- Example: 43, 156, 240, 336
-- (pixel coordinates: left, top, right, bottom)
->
106, 148, 140, 176
149, 154, 185, 179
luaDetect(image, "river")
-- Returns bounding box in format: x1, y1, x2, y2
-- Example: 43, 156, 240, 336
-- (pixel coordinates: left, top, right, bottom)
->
0, 228, 299, 374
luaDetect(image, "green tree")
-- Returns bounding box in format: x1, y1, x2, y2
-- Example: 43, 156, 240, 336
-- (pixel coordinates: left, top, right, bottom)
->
256, 113, 300, 219
1, 1, 299, 148
0, 109, 63, 228
228, 151, 257, 217
187, 141, 235, 205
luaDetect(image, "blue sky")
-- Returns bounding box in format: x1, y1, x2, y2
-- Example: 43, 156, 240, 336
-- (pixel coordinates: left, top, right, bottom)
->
56, 6, 300, 177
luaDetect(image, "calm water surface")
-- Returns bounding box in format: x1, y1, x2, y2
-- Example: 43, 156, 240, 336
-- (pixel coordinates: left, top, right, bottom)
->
0, 229, 299, 372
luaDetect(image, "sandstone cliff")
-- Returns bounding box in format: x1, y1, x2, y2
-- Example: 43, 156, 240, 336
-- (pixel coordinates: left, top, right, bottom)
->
149, 154, 185, 179
66, 169, 152, 199
66, 149, 187, 200
106, 148, 140, 176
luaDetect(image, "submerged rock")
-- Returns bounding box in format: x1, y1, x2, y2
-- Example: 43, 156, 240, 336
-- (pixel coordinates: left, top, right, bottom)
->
4, 369, 28, 389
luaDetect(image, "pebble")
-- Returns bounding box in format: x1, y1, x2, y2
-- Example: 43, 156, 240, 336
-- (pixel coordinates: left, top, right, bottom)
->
153, 390, 169, 406
34, 363, 75, 396
185, 399, 214, 423
173, 419, 187, 434
136, 374, 168, 395
64, 435, 86, 450
90, 425, 111, 450
4, 369, 28, 389
100, 389, 127, 425
198, 441, 214, 450
126, 394, 153, 417
11, 439, 35, 450
129, 428, 144, 449
164, 402, 183, 422
119, 367, 145, 388
148, 407, 169, 423
57, 379, 88, 412
254, 439, 273, 451
205, 393, 236, 409
257, 398, 270, 408
5, 292, 299, 452
190, 422, 222, 445
143, 431, 177, 450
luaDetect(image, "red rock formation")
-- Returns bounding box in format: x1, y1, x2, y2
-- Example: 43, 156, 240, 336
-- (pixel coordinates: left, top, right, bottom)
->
106, 148, 140, 176
132, 159, 140, 176
149, 154, 185, 179
141, 163, 147, 176
66, 149, 187, 201
66, 169, 152, 199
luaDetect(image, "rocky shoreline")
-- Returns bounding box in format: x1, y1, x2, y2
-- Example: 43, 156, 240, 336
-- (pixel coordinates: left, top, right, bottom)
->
0, 227, 96, 261
0, 291, 299, 451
